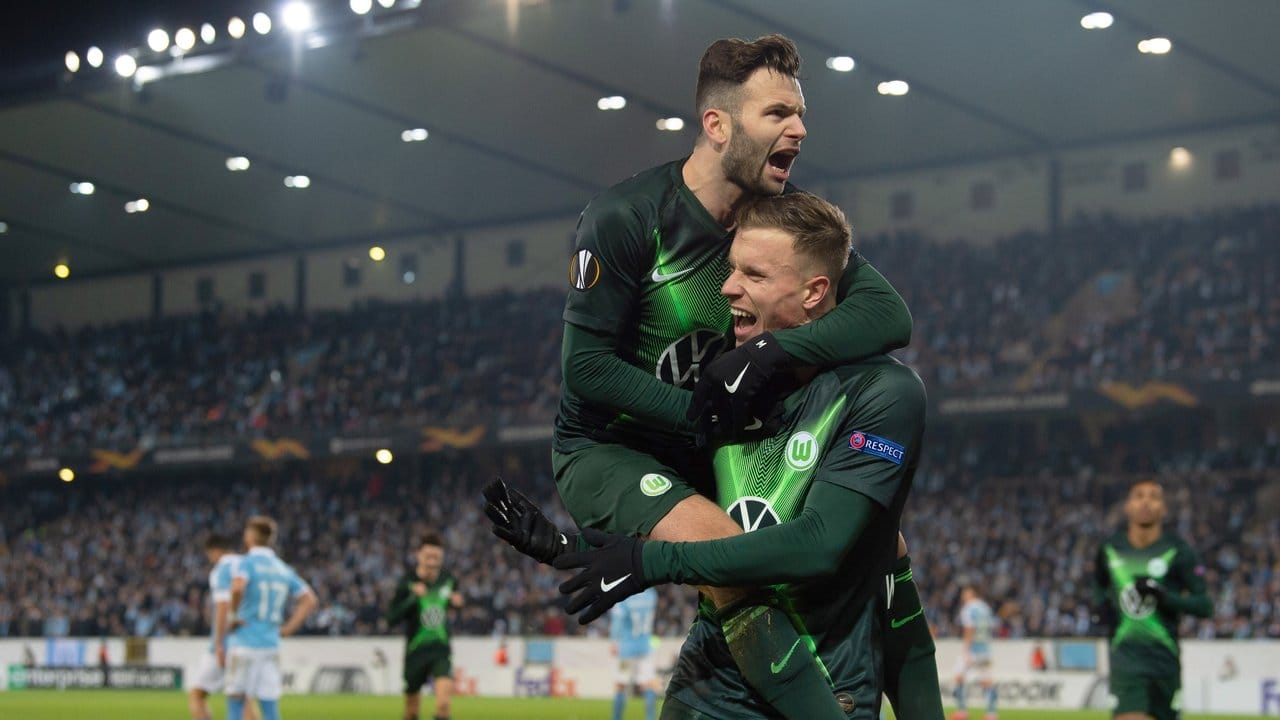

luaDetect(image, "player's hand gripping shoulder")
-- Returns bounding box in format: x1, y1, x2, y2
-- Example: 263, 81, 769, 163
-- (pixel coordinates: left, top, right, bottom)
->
687, 331, 791, 441
553, 528, 648, 624
483, 477, 573, 565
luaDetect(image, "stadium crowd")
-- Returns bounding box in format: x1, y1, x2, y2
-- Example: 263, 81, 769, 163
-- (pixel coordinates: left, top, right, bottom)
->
2, 205, 1278, 464
1, 420, 1277, 642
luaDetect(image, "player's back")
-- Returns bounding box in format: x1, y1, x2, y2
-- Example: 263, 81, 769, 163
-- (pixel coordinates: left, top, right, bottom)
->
230, 547, 307, 649
961, 598, 995, 654
610, 588, 657, 659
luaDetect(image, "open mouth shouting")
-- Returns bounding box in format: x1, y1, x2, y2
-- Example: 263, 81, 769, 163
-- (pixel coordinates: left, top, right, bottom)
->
767, 148, 799, 184
730, 306, 759, 343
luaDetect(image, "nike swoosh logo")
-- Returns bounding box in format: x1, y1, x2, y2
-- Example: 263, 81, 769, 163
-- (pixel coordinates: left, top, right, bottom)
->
890, 607, 924, 629
600, 574, 632, 593
559, 534, 568, 545
744, 417, 763, 431
770, 638, 803, 674
651, 267, 695, 283
724, 366, 750, 394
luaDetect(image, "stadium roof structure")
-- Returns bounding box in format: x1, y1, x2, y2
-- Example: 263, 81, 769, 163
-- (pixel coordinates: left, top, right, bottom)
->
1, 0, 1278, 284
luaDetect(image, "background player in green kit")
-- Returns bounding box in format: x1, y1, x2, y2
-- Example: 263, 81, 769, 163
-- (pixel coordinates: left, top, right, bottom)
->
547, 34, 912, 719
386, 532, 464, 720
550, 192, 940, 719
1091, 479, 1211, 720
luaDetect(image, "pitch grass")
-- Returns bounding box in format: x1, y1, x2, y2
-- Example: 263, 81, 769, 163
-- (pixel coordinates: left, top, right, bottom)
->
0, 692, 1260, 719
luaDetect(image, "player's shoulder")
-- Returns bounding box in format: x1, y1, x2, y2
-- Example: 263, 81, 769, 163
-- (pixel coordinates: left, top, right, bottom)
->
823, 356, 926, 406
1162, 531, 1198, 553
582, 160, 681, 225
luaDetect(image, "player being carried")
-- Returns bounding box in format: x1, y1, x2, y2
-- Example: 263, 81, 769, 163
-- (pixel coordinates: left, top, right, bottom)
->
1091, 479, 1211, 720
609, 588, 661, 720
189, 534, 257, 720
226, 516, 317, 720
495, 32, 912, 720
950, 585, 997, 720
490, 192, 942, 719
386, 531, 464, 720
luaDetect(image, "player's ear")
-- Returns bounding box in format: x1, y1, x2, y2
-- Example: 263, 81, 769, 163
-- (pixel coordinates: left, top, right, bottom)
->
703, 108, 730, 146
802, 275, 831, 310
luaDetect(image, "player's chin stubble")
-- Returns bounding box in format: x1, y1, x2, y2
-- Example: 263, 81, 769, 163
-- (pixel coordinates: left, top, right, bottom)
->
722, 122, 778, 196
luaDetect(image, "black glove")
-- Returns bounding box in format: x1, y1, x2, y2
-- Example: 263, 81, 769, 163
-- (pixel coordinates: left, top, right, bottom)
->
1133, 576, 1168, 602
482, 478, 573, 565
688, 331, 791, 438
552, 527, 648, 625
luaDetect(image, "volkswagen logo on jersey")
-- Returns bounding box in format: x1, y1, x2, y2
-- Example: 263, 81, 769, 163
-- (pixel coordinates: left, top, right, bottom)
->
656, 328, 729, 389
785, 432, 818, 471
727, 496, 780, 533
1120, 583, 1157, 619
569, 249, 601, 291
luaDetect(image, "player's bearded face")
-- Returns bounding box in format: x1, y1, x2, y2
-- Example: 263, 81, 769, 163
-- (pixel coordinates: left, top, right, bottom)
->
1124, 483, 1166, 526
720, 70, 805, 196
722, 116, 783, 196
723, 227, 813, 346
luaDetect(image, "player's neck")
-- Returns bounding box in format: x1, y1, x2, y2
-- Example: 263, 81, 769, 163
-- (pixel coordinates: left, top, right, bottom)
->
682, 149, 744, 228
1127, 523, 1162, 549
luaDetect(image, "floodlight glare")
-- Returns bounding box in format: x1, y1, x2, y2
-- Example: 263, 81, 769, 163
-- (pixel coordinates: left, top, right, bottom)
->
148, 29, 170, 52
825, 56, 855, 72
1080, 12, 1114, 30
350, 0, 373, 13
1138, 37, 1172, 54
228, 17, 247, 39
175, 28, 196, 51
656, 117, 685, 131
877, 80, 910, 96
54, 264, 71, 279
65, 51, 80, 73
226, 156, 251, 171
282, 2, 315, 32
114, 54, 138, 78
253, 12, 272, 35
86, 46, 104, 68
201, 23, 216, 44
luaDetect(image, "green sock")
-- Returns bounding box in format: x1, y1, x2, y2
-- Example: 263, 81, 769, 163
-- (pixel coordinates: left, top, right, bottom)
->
718, 599, 846, 719
884, 555, 945, 720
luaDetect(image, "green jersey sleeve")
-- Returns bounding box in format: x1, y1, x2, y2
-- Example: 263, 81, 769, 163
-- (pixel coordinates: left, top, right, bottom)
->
562, 197, 649, 336
386, 576, 416, 624
1165, 540, 1212, 618
812, 364, 926, 509
771, 254, 913, 367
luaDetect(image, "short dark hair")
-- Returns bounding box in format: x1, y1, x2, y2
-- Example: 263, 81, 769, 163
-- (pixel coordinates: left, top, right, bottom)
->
736, 192, 852, 279
1130, 478, 1162, 493
695, 34, 801, 123
246, 515, 277, 546
421, 530, 443, 549
205, 533, 233, 551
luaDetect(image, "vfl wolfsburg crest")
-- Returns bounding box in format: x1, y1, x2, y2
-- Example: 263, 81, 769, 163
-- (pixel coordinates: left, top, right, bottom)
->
1146, 557, 1169, 578
727, 496, 780, 533
785, 431, 818, 471
640, 473, 673, 497
1120, 583, 1157, 619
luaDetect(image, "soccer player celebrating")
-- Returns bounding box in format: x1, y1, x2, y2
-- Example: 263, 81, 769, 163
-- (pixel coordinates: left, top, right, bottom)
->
548, 33, 911, 718
950, 585, 997, 720
1091, 479, 1212, 720
386, 532, 464, 720
609, 588, 661, 720
189, 534, 257, 720
548, 192, 934, 719
226, 516, 317, 720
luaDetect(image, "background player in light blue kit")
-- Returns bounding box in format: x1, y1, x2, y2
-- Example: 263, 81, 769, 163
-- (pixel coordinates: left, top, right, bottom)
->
227, 516, 317, 720
951, 585, 997, 720
189, 534, 257, 720
609, 588, 659, 720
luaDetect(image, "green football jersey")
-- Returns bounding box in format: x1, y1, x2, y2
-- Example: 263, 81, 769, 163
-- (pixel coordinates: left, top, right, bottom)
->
1094, 531, 1205, 677
554, 159, 871, 456
388, 571, 458, 652
667, 356, 927, 718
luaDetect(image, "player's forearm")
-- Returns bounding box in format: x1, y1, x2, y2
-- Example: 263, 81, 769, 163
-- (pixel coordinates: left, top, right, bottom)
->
213, 601, 230, 647
282, 593, 317, 636
772, 257, 912, 366
385, 592, 415, 623
1165, 590, 1213, 618
563, 323, 693, 430
642, 483, 875, 586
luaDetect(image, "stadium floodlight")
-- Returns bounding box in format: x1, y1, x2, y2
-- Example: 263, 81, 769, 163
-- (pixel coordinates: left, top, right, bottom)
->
125, 198, 151, 214
877, 80, 910, 96
1169, 146, 1192, 170
400, 128, 429, 142
402, 271, 416, 284
825, 56, 855, 72
0, 221, 8, 233
377, 0, 395, 8
59, 468, 75, 482
655, 117, 684, 131
597, 95, 626, 111
114, 54, 138, 78
350, 0, 373, 13
253, 12, 273, 35
228, 16, 247, 39
226, 156, 251, 171
86, 46, 104, 68
1080, 12, 1114, 30
147, 29, 170, 52
369, 246, 386, 261
201, 23, 216, 44
283, 175, 310, 188
65, 51, 80, 73
375, 448, 394, 464
282, 2, 315, 32
175, 28, 196, 51
54, 263, 71, 279
69, 182, 95, 195
1138, 37, 1172, 54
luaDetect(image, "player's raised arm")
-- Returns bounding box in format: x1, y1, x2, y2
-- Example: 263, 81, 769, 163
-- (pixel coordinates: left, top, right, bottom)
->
279, 569, 316, 638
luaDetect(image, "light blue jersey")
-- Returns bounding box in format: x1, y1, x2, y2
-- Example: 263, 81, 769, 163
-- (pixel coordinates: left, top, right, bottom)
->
208, 553, 241, 652
959, 598, 995, 657
228, 547, 310, 650
609, 588, 657, 659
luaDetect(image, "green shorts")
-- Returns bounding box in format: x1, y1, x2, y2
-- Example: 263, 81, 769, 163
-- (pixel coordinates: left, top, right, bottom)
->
404, 646, 452, 693
553, 443, 708, 536
1110, 670, 1181, 720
